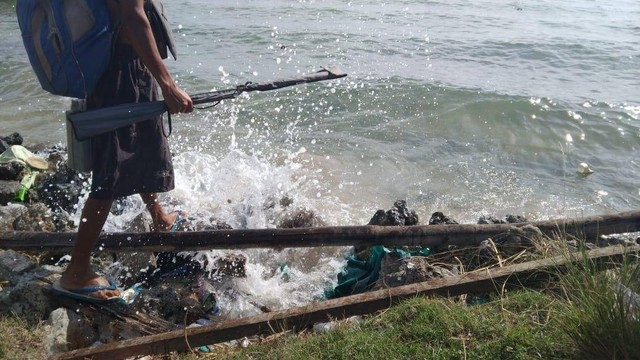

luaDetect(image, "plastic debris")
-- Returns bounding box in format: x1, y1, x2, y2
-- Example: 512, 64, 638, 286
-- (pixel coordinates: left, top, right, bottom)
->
577, 162, 594, 176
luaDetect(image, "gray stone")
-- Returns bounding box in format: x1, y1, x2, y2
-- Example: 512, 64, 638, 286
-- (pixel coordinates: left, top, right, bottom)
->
0, 161, 26, 181
0, 249, 36, 283
213, 254, 247, 277
34, 162, 87, 214
368, 200, 419, 226
4, 276, 58, 323
375, 253, 455, 289
428, 211, 458, 225
0, 203, 28, 230
0, 180, 22, 206
124, 212, 152, 233
477, 215, 506, 224
278, 208, 326, 228
45, 307, 97, 354
2, 132, 23, 146
493, 225, 542, 255
13, 202, 73, 232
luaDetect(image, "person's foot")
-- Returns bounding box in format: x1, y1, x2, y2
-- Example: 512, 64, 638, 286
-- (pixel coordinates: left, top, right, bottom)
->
59, 269, 121, 300
152, 210, 189, 232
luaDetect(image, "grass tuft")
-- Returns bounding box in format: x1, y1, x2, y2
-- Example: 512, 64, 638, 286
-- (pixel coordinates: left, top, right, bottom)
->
558, 251, 640, 360
0, 314, 48, 360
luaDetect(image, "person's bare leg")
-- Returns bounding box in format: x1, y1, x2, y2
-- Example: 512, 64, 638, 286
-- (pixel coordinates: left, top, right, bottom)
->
140, 193, 181, 231
59, 197, 120, 299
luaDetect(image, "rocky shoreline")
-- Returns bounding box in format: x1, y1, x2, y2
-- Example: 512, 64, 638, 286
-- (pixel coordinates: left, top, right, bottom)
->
1, 132, 638, 356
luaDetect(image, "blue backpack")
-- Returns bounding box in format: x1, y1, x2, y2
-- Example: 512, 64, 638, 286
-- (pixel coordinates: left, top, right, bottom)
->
16, 0, 117, 99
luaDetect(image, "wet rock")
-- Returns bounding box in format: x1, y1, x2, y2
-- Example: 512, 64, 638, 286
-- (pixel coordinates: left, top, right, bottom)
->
477, 214, 528, 224
375, 252, 455, 289
45, 307, 97, 354
477, 215, 506, 224
428, 211, 458, 225
138, 282, 184, 323
179, 291, 206, 324
0, 133, 21, 154
0, 203, 28, 230
2, 277, 58, 323
132, 252, 246, 323
143, 252, 247, 284
0, 250, 36, 284
478, 225, 544, 262
45, 150, 67, 172
506, 214, 528, 223
13, 203, 73, 232
278, 208, 326, 228
359, 201, 419, 257
368, 200, 418, 226
368, 210, 389, 225
489, 225, 543, 256
199, 217, 233, 231
160, 212, 233, 232
0, 180, 21, 205
124, 212, 152, 233
279, 195, 294, 207
2, 132, 23, 146
213, 254, 247, 278
0, 161, 26, 181
34, 162, 87, 214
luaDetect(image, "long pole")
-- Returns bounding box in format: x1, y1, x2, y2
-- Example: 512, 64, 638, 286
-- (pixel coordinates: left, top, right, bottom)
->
2, 210, 640, 252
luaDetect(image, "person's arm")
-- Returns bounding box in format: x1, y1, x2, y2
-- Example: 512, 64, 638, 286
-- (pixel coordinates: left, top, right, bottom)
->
117, 0, 193, 114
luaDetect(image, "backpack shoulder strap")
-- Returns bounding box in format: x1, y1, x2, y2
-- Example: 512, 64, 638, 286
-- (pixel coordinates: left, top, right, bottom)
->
146, 0, 177, 60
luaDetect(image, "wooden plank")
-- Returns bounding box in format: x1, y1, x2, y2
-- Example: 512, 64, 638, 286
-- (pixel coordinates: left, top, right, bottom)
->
53, 245, 640, 360
2, 210, 640, 253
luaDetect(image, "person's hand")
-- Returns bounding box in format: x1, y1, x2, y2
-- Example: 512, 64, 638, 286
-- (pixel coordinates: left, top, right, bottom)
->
162, 82, 193, 114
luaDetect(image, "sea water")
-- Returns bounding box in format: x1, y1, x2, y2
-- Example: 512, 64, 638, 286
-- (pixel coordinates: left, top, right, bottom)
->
1, 0, 638, 317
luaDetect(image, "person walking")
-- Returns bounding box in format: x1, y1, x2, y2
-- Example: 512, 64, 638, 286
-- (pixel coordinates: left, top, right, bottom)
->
55, 0, 193, 303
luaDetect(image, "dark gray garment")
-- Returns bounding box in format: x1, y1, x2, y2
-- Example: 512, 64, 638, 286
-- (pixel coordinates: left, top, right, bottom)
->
86, 44, 174, 200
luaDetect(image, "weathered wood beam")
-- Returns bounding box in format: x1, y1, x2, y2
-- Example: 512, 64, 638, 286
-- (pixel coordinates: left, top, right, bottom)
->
2, 210, 640, 252
53, 245, 640, 360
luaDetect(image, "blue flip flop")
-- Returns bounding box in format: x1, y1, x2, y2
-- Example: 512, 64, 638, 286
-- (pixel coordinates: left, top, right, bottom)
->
52, 279, 126, 305
169, 210, 193, 232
